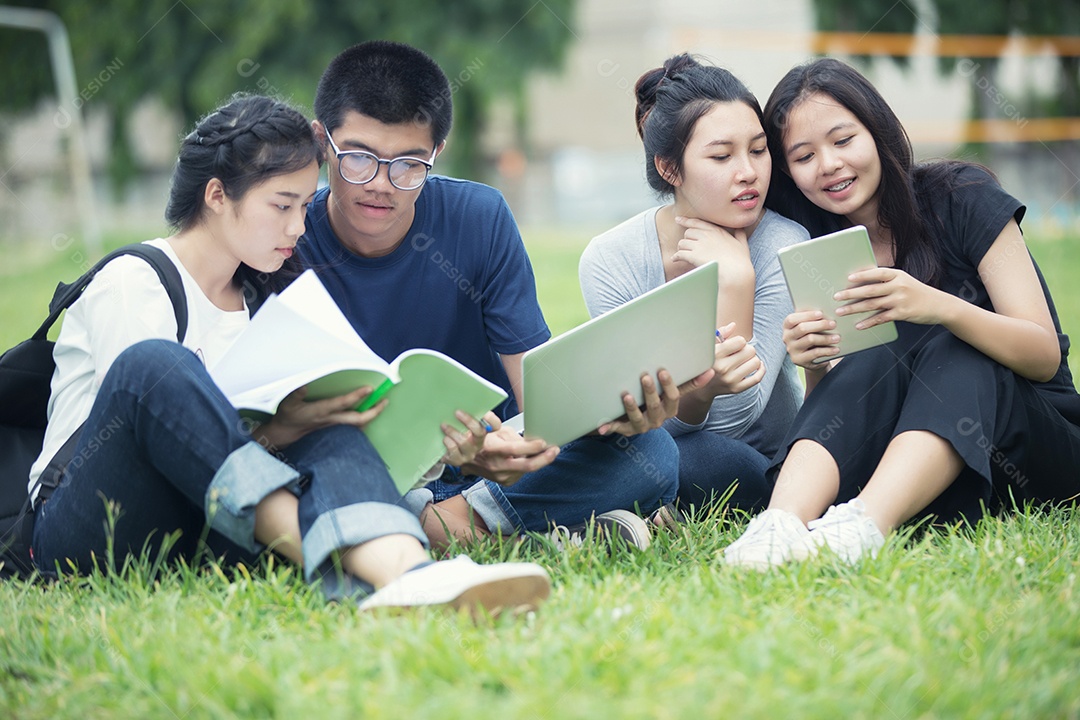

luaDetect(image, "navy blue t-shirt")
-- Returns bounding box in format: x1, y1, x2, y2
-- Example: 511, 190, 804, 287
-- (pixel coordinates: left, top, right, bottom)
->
299, 176, 550, 418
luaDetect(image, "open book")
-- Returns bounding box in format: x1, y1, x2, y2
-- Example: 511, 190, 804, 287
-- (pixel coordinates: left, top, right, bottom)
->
208, 271, 507, 493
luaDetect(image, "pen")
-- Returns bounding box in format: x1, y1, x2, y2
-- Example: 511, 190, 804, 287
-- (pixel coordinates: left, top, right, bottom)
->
356, 378, 395, 411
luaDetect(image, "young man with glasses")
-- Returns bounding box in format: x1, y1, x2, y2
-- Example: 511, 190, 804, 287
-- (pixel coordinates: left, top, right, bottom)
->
300, 41, 702, 550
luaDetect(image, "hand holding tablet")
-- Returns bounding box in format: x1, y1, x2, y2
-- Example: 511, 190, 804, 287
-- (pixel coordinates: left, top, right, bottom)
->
777, 225, 898, 364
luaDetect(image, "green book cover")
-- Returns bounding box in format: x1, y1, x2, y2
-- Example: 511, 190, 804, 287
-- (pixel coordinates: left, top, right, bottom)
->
209, 271, 507, 493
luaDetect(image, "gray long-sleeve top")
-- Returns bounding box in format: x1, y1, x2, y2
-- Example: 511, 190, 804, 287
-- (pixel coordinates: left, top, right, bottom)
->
579, 207, 808, 458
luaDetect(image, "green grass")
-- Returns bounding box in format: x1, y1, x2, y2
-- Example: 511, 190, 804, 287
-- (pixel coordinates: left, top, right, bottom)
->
2, 229, 1080, 719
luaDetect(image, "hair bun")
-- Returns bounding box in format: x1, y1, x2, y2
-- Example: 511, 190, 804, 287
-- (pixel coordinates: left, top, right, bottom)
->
662, 53, 699, 80
634, 54, 703, 138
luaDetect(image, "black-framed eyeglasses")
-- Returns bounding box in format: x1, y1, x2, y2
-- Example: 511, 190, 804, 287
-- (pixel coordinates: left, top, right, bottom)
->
325, 131, 435, 191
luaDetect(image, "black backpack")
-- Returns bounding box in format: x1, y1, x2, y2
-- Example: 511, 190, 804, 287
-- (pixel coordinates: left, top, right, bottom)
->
0, 244, 188, 579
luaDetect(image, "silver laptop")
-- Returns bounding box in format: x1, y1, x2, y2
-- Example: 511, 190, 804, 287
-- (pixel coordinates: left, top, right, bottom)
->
510, 261, 718, 446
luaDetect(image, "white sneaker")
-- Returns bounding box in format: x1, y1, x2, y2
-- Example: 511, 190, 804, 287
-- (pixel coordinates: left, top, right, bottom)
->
722, 509, 809, 569
789, 499, 885, 563
544, 509, 652, 551
357, 556, 550, 615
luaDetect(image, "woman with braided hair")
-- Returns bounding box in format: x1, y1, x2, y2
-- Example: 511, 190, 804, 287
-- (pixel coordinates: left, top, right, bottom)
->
28, 94, 551, 613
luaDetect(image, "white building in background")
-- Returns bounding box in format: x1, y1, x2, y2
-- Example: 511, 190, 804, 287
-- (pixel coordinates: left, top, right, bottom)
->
501, 0, 1074, 233
1, 0, 1074, 243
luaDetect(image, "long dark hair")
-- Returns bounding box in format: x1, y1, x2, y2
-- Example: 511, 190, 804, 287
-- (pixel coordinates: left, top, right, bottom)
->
635, 54, 765, 197
762, 58, 942, 286
165, 94, 322, 304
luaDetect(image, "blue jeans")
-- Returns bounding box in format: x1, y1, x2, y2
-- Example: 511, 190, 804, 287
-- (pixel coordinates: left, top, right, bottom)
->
411, 431, 680, 534
32, 340, 426, 598
673, 431, 770, 512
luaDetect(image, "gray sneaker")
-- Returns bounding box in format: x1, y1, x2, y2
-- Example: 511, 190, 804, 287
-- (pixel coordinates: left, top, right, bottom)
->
544, 509, 652, 551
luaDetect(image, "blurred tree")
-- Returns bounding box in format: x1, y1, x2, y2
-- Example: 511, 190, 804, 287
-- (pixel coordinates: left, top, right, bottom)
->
809, 0, 1080, 120
0, 0, 576, 189
929, 0, 1078, 167
931, 0, 1012, 123
809, 0, 918, 63
1011, 0, 1080, 117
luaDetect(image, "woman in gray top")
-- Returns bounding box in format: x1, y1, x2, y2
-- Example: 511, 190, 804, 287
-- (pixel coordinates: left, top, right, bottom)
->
580, 54, 808, 514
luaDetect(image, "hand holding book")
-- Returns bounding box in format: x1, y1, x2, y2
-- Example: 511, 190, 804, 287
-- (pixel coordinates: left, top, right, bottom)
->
209, 271, 508, 492
251, 383, 389, 449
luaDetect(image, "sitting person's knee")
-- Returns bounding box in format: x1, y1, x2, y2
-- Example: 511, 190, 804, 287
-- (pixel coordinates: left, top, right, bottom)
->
920, 331, 1001, 372
117, 338, 188, 362
104, 339, 201, 390
609, 430, 680, 507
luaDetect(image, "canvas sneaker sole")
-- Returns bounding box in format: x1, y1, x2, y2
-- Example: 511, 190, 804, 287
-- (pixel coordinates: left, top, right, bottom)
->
721, 508, 810, 570
448, 574, 552, 616
358, 557, 551, 616
596, 509, 651, 550
540, 509, 652, 552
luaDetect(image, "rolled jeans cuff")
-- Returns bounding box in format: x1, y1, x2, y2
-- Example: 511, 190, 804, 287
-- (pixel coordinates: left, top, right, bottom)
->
205, 442, 300, 554
462, 480, 523, 536
303, 502, 428, 600
402, 487, 434, 517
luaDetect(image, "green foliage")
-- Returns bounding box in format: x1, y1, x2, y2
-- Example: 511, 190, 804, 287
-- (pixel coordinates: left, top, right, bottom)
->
810, 0, 919, 64
0, 0, 576, 185
810, 0, 1080, 118
931, 0, 1080, 143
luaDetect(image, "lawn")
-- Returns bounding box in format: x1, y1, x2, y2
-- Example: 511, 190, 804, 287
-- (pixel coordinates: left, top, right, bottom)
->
1, 228, 1079, 719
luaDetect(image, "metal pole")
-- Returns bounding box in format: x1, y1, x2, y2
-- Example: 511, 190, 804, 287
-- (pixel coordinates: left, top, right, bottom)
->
0, 6, 103, 258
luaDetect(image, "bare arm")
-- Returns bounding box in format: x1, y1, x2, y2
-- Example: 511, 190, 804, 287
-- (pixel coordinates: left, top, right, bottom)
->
671, 216, 756, 339
939, 221, 1059, 379
674, 217, 801, 431
675, 324, 763, 425
460, 412, 558, 486
780, 310, 840, 398
837, 220, 1059, 382
500, 351, 526, 412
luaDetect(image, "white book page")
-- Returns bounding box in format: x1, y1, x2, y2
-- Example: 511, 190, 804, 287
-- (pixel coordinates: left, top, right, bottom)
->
209, 270, 390, 399
274, 270, 371, 352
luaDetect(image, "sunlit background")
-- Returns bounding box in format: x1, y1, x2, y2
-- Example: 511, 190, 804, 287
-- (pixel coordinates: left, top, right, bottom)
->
2, 0, 1078, 251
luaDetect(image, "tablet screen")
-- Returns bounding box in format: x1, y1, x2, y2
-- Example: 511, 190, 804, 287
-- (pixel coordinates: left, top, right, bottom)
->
777, 225, 898, 363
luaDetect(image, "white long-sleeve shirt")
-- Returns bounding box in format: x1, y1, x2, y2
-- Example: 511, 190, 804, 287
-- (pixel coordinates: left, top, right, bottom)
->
28, 239, 249, 501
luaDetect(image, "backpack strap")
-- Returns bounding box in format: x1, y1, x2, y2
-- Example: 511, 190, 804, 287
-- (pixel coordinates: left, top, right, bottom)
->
31, 245, 189, 508
35, 243, 188, 343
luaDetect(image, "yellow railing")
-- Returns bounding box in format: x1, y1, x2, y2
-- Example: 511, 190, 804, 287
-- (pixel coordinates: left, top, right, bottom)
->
810, 32, 1080, 57
674, 29, 1080, 56
906, 118, 1080, 144
672, 29, 1080, 143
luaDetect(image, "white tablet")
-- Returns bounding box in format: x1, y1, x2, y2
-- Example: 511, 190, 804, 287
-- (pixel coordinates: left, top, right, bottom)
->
777, 225, 898, 363
514, 261, 719, 446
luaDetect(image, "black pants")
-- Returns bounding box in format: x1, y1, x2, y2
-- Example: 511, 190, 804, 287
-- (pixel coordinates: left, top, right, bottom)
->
767, 323, 1080, 523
